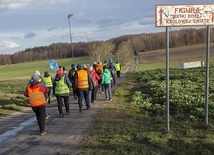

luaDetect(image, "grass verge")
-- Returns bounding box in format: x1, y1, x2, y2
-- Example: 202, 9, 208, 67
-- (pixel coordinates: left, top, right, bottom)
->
82, 73, 214, 155
0, 79, 29, 117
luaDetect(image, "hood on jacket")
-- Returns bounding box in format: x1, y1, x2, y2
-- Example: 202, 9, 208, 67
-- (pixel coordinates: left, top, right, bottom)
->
109, 58, 113, 63
54, 69, 64, 81
71, 64, 75, 69
34, 70, 40, 75
30, 74, 41, 86
103, 68, 110, 74
44, 71, 50, 77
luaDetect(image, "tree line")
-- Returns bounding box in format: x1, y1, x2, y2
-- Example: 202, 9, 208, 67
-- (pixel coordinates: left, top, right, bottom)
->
0, 27, 213, 66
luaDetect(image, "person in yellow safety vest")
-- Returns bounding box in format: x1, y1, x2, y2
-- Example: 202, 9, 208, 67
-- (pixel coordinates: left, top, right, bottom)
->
53, 69, 72, 118
115, 61, 121, 78
24, 73, 49, 136
74, 64, 93, 112
43, 71, 53, 103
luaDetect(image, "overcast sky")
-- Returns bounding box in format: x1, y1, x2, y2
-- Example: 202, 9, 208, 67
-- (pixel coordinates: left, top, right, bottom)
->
0, 0, 213, 54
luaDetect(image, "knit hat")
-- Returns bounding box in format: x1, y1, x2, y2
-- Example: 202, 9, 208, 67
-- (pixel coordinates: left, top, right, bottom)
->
77, 64, 83, 69
83, 64, 87, 69
89, 66, 93, 70
31, 74, 41, 82
34, 70, 40, 75
71, 64, 75, 69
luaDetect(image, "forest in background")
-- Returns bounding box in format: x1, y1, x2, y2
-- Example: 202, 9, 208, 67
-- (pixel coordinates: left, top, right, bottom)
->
0, 27, 213, 66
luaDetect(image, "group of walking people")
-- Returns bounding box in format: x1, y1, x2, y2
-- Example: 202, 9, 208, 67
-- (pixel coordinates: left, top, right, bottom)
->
24, 59, 122, 135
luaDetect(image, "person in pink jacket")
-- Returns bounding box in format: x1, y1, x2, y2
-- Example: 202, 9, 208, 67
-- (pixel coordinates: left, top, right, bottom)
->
88, 66, 100, 103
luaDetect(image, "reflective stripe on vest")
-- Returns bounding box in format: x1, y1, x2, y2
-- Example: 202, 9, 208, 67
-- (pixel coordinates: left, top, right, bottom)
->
115, 63, 120, 71
77, 70, 89, 89
27, 85, 46, 107
55, 76, 70, 94
43, 76, 53, 87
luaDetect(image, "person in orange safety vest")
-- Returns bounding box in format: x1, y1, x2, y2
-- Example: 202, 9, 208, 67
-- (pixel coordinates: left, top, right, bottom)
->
24, 73, 49, 136
73, 64, 93, 112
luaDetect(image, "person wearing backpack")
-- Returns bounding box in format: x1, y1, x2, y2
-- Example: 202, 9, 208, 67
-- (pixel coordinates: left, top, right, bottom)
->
108, 64, 116, 87
109, 58, 116, 75
68, 64, 77, 99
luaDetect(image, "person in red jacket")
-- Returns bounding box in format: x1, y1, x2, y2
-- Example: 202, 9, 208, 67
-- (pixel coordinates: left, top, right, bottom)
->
24, 73, 49, 136
89, 66, 100, 103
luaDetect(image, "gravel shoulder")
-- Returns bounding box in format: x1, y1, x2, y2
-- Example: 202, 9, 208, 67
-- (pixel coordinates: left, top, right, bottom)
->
0, 60, 136, 155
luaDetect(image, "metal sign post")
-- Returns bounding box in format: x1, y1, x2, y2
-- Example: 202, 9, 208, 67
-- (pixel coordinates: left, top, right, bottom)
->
205, 26, 210, 125
166, 27, 170, 132
155, 4, 214, 131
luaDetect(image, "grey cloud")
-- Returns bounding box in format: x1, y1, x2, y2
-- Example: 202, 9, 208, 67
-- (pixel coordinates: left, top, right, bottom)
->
24, 32, 37, 38
11, 37, 20, 39
139, 17, 154, 25
77, 19, 92, 24
96, 17, 125, 28
0, 5, 8, 13
47, 27, 57, 32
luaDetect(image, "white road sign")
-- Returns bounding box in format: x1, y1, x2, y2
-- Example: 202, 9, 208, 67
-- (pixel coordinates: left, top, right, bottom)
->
155, 4, 214, 27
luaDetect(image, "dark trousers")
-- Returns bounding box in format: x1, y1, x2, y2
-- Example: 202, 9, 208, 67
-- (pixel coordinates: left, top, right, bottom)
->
98, 78, 104, 91
45, 87, 52, 102
72, 85, 77, 99
92, 86, 99, 102
77, 89, 90, 109
116, 71, 121, 78
56, 96, 70, 114
32, 105, 46, 133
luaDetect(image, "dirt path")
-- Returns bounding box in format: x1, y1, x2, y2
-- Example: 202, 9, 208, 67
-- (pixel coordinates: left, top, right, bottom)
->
0, 60, 136, 155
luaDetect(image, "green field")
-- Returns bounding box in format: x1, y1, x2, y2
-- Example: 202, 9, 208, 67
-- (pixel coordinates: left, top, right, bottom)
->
0, 57, 91, 80
136, 56, 214, 71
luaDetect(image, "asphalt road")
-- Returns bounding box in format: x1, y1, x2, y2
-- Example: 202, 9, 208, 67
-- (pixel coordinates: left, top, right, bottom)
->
0, 61, 136, 155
